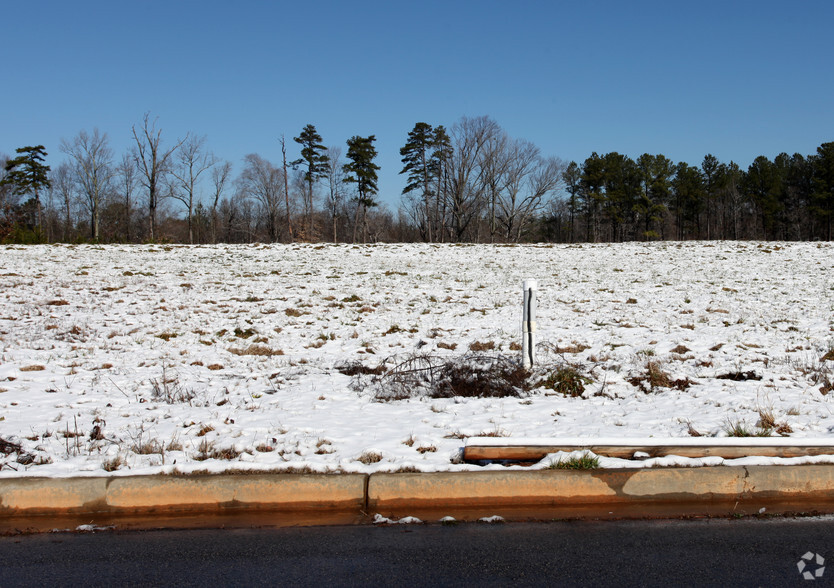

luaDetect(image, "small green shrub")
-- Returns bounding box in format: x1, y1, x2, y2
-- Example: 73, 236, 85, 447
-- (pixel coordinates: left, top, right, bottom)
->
548, 452, 600, 470
539, 366, 592, 397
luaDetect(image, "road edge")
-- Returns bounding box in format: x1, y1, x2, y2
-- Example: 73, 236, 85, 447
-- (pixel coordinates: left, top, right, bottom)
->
2, 465, 834, 520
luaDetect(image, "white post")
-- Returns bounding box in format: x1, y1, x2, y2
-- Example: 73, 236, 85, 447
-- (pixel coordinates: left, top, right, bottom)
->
522, 279, 537, 369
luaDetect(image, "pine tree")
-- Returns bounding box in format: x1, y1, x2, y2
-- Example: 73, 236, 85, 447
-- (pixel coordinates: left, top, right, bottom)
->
400, 122, 435, 241
293, 124, 329, 240
811, 142, 834, 240
430, 126, 452, 242
1, 145, 51, 234
343, 135, 380, 243
636, 154, 673, 240
562, 161, 582, 242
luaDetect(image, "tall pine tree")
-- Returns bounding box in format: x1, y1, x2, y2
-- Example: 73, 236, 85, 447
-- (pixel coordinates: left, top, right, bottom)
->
293, 124, 329, 240
400, 122, 436, 242
811, 142, 834, 240
1, 145, 51, 236
343, 135, 379, 243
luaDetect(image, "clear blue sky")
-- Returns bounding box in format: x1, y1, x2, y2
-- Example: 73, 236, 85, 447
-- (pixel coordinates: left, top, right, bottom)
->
3, 0, 833, 209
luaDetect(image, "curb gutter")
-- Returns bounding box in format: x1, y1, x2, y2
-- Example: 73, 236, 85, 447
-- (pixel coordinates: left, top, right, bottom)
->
1, 466, 834, 521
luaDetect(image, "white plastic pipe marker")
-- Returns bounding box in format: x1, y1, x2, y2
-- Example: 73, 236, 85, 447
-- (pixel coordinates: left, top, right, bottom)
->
522, 279, 537, 369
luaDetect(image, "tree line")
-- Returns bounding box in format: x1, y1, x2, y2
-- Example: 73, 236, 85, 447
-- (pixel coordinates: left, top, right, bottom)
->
0, 114, 388, 245
2, 113, 832, 244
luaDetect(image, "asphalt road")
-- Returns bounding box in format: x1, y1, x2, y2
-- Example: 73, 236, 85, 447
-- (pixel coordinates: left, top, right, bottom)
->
1, 516, 832, 586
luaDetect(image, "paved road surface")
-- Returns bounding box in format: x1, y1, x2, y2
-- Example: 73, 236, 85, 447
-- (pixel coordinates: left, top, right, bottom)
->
1, 517, 832, 586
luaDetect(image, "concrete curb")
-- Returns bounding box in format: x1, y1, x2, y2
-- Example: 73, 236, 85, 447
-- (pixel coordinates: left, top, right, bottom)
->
367, 466, 834, 510
2, 466, 834, 520
0, 474, 366, 516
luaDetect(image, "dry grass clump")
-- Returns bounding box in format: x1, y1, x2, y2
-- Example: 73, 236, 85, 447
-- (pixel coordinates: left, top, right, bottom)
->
469, 341, 496, 352
228, 344, 284, 356
756, 406, 793, 436
357, 450, 382, 464
196, 423, 215, 437
315, 439, 334, 454
723, 418, 773, 438
132, 439, 163, 455
102, 455, 126, 472
19, 365, 46, 372
151, 372, 196, 404
685, 421, 703, 437
193, 438, 241, 461
233, 327, 257, 339
628, 360, 695, 393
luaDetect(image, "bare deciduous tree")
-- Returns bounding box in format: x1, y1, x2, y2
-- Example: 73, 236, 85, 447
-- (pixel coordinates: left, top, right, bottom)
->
114, 154, 138, 242
446, 116, 501, 241
210, 160, 232, 244
51, 163, 76, 241
496, 140, 564, 241
237, 153, 285, 242
170, 135, 217, 244
60, 128, 113, 242
131, 113, 187, 242
325, 146, 344, 242
280, 136, 294, 241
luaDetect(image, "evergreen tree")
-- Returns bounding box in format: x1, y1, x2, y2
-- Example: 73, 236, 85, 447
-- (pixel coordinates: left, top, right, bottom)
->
636, 154, 673, 240
601, 152, 640, 241
744, 155, 784, 239
561, 161, 582, 242
701, 154, 721, 239
784, 153, 813, 240
343, 135, 380, 243
1, 145, 51, 235
430, 126, 452, 241
671, 163, 706, 239
579, 153, 605, 242
400, 122, 436, 241
811, 142, 834, 240
293, 124, 329, 240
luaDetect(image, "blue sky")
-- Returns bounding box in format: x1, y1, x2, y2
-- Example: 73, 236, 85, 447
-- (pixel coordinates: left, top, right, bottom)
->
3, 0, 833, 208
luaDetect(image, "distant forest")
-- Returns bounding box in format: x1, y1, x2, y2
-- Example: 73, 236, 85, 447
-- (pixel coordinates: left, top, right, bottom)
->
2, 114, 832, 244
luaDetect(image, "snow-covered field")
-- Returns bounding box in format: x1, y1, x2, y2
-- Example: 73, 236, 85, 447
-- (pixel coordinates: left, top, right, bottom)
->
0, 241, 832, 477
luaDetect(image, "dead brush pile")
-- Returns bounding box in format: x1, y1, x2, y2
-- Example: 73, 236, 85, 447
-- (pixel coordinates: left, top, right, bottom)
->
347, 353, 531, 401
347, 350, 595, 401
